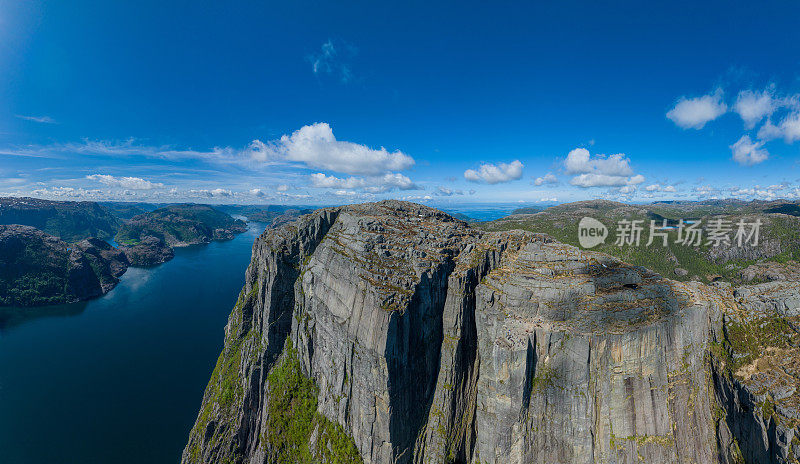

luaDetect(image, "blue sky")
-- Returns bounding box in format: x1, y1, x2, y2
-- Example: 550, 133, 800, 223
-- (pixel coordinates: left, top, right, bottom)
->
1, 0, 800, 206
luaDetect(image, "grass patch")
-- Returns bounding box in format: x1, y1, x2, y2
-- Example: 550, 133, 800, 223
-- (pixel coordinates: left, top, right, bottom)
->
264, 340, 362, 464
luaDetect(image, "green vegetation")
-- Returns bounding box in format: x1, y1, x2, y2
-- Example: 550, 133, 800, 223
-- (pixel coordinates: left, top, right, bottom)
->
0, 226, 127, 306
0, 197, 121, 242
115, 204, 246, 247
264, 340, 362, 464
720, 315, 797, 373
529, 363, 558, 394
479, 201, 800, 284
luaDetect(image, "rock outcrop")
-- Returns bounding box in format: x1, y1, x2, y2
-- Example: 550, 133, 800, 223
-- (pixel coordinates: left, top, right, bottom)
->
183, 201, 800, 464
0, 225, 128, 306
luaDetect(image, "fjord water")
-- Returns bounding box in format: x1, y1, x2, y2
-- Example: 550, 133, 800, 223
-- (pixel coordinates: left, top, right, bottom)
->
0, 223, 265, 464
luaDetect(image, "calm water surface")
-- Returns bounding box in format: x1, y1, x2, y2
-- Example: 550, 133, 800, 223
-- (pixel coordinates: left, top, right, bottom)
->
0, 223, 266, 464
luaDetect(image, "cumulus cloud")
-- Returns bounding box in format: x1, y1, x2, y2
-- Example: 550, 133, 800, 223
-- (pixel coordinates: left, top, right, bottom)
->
734, 87, 779, 129
276, 184, 290, 192
189, 188, 232, 197
436, 187, 464, 196
564, 148, 632, 176
249, 188, 265, 197
563, 148, 643, 187
666, 89, 727, 129
464, 160, 523, 184
533, 173, 558, 186
730, 135, 769, 166
249, 123, 414, 176
86, 174, 164, 190
310, 172, 420, 193
570, 173, 645, 188
644, 183, 678, 193
30, 186, 102, 198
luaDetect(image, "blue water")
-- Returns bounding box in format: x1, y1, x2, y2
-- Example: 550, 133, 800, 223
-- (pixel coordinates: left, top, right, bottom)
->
0, 223, 266, 464
441, 203, 549, 222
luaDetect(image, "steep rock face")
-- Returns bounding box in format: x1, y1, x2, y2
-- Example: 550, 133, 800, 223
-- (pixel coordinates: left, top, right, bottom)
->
183, 201, 799, 464
710, 281, 800, 464
467, 240, 719, 463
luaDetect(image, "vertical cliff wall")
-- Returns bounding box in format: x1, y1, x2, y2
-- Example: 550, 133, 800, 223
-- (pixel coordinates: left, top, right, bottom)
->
182, 201, 800, 464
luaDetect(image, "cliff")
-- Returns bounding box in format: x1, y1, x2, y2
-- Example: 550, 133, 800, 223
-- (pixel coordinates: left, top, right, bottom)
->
183, 201, 800, 464
0, 225, 128, 306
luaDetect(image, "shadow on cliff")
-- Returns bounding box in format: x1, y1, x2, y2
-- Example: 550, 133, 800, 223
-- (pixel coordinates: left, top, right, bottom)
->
385, 259, 455, 462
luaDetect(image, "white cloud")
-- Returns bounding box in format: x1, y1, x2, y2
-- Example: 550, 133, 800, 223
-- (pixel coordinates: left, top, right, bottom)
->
249, 188, 265, 197
564, 148, 633, 176
666, 89, 727, 129
276, 184, 290, 192
730, 135, 769, 166
757, 112, 800, 143
189, 188, 232, 197
249, 123, 414, 176
533, 173, 558, 186
734, 87, 778, 129
16, 115, 57, 124
86, 174, 164, 190
307, 39, 355, 83
570, 173, 645, 188
464, 160, 523, 184
757, 118, 784, 141
781, 112, 800, 143
30, 186, 102, 198
333, 190, 357, 196
436, 186, 464, 196
564, 148, 643, 187
310, 172, 420, 193
644, 183, 677, 193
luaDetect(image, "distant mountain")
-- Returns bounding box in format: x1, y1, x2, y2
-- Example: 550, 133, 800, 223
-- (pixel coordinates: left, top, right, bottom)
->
216, 204, 314, 223
0, 225, 128, 307
0, 197, 121, 242
509, 205, 545, 215
99, 201, 159, 220
116, 204, 247, 266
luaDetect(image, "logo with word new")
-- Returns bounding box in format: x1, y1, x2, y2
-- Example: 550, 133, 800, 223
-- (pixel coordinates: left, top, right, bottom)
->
578, 217, 608, 249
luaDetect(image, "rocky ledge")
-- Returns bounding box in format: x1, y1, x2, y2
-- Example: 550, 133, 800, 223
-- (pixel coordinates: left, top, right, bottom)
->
182, 201, 800, 464
0, 225, 128, 306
